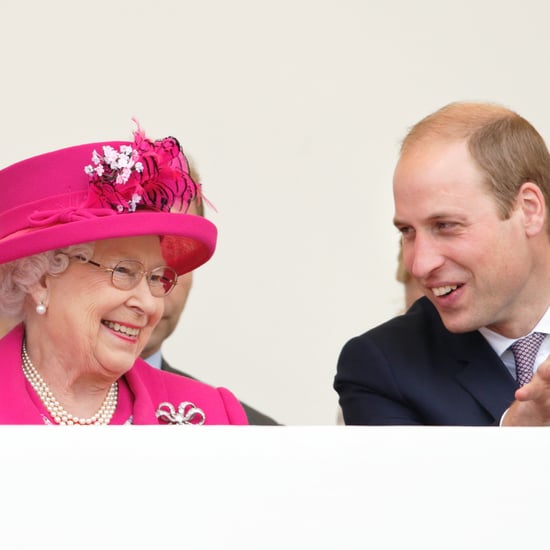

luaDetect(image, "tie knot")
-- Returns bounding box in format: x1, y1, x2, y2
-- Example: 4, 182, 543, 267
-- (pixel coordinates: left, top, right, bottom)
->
511, 332, 546, 355
511, 332, 546, 386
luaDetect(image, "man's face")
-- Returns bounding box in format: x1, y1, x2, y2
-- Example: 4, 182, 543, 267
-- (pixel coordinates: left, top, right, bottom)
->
393, 139, 533, 336
140, 200, 200, 358
140, 270, 192, 358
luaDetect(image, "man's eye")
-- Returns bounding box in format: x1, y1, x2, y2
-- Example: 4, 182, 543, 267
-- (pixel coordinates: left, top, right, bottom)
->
398, 227, 414, 239
436, 222, 456, 231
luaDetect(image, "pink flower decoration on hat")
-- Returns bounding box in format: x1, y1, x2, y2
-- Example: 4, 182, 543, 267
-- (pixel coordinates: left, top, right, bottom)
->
84, 123, 199, 214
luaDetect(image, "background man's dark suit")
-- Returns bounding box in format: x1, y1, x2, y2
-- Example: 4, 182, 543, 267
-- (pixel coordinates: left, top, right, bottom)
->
334, 297, 518, 425
161, 358, 280, 425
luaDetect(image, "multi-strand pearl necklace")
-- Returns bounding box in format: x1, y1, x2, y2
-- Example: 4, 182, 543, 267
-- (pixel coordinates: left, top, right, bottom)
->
21, 342, 118, 425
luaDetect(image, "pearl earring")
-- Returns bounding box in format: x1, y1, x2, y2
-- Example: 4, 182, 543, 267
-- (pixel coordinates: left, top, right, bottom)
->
36, 302, 47, 315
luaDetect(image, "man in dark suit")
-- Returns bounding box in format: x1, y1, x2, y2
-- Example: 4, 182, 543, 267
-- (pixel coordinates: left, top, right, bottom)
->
141, 175, 279, 426
335, 101, 550, 426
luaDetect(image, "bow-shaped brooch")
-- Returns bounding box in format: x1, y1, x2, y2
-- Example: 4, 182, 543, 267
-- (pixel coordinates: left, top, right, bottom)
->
155, 402, 206, 425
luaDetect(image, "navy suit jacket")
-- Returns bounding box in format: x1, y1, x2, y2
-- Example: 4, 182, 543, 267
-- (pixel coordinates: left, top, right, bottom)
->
334, 297, 519, 425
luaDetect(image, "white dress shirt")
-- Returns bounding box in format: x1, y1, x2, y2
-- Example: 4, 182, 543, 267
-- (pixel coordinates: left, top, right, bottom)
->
143, 350, 162, 370
478, 307, 550, 425
479, 306, 550, 380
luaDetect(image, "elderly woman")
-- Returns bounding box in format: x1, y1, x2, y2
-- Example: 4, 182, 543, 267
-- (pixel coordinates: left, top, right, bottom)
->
0, 125, 247, 425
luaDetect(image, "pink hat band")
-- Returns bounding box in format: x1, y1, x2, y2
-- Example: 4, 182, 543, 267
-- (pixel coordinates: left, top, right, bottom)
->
1, 191, 98, 236
0, 128, 217, 274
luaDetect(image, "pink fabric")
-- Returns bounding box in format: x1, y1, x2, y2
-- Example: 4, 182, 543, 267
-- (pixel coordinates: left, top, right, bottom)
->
0, 325, 248, 425
0, 141, 216, 275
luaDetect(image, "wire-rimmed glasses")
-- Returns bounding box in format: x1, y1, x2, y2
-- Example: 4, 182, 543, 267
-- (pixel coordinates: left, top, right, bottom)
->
74, 256, 178, 296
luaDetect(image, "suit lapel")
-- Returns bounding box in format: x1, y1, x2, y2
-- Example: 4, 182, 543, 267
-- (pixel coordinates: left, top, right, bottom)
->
448, 331, 517, 422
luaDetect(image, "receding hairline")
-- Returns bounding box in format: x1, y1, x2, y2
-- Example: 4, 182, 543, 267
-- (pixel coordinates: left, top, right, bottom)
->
400, 101, 518, 155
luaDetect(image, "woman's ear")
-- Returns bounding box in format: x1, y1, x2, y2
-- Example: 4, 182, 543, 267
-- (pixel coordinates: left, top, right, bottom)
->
27, 278, 49, 315
517, 181, 546, 237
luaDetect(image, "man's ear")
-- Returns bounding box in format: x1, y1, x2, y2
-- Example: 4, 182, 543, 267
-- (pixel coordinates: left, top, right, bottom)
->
517, 181, 546, 237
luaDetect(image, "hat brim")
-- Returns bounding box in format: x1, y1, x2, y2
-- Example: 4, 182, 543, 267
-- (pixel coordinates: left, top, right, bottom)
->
0, 211, 216, 275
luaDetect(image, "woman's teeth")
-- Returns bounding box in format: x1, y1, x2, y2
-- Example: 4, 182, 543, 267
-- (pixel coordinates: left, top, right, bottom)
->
103, 320, 140, 337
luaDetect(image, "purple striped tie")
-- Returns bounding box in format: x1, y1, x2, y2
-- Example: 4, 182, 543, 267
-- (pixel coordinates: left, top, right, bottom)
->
510, 332, 545, 387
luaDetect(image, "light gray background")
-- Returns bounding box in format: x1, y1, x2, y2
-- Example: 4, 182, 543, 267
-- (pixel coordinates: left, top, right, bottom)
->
2, 0, 550, 424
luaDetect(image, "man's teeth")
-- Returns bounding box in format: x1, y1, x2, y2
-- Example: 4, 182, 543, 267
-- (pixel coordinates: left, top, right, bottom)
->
433, 285, 458, 297
103, 321, 140, 337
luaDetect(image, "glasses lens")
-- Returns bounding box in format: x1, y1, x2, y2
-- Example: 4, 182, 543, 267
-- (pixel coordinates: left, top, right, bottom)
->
148, 266, 178, 296
111, 260, 141, 290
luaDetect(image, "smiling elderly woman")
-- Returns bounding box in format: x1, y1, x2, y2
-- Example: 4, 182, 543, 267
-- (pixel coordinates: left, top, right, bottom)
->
0, 125, 247, 425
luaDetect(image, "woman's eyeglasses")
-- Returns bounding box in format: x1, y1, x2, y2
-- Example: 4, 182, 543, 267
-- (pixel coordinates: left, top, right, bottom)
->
74, 256, 178, 296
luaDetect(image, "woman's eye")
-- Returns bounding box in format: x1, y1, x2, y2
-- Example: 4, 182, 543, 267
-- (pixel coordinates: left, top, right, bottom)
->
114, 266, 134, 277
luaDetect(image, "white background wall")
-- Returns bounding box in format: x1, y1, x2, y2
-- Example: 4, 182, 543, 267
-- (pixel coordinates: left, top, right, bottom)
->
2, 0, 550, 424
2, 426, 549, 549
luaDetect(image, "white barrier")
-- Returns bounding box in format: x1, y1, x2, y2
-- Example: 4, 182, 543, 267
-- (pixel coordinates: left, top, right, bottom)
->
0, 426, 546, 549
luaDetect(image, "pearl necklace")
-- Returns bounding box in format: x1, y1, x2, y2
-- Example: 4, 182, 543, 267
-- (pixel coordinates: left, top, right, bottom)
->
21, 342, 118, 425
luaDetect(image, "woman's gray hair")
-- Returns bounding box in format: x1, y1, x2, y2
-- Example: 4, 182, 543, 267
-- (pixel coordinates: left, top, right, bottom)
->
0, 243, 95, 317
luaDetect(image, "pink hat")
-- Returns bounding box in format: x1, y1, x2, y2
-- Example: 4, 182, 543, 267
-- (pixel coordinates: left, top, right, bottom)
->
0, 125, 216, 274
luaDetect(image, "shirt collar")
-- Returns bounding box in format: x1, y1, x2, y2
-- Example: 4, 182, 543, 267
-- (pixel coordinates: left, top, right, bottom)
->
143, 349, 162, 370
478, 306, 550, 356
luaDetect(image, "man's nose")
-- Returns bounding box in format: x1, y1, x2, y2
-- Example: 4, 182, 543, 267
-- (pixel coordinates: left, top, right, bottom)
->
408, 234, 445, 279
